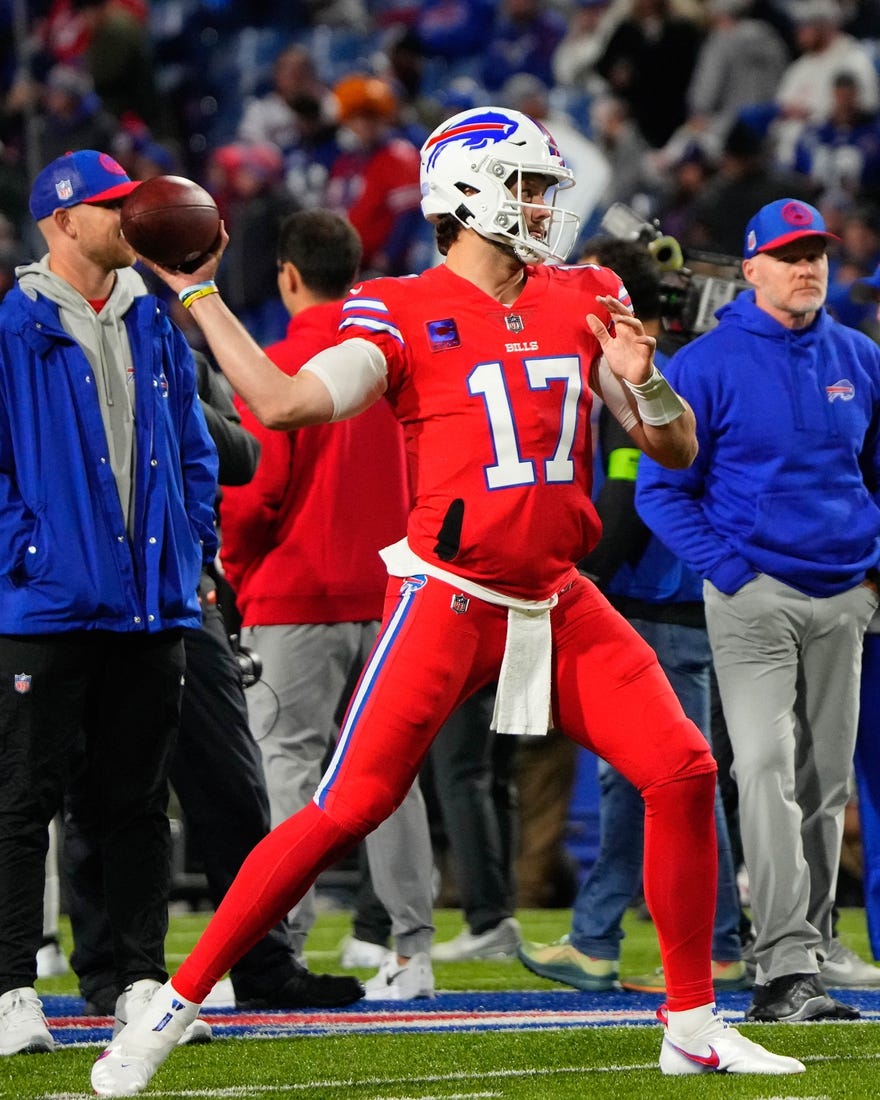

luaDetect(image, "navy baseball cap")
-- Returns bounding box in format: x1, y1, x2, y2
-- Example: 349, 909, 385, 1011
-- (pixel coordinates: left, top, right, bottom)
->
743, 198, 839, 258
29, 150, 140, 221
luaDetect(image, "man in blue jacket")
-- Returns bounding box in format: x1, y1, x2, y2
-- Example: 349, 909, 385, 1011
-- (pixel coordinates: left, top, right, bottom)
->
637, 197, 880, 1023
0, 150, 218, 1055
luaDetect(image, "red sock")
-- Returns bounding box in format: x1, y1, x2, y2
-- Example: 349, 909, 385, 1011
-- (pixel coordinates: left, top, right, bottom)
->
643, 769, 717, 1011
174, 801, 359, 1003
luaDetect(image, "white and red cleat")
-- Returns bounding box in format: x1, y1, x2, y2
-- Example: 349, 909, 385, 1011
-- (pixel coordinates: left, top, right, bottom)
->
657, 1004, 806, 1076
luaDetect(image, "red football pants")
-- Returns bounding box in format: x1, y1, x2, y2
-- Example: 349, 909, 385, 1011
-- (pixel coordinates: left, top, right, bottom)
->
176, 571, 717, 1010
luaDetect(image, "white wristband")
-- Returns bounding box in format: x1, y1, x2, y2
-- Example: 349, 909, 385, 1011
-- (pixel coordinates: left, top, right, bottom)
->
623, 365, 686, 426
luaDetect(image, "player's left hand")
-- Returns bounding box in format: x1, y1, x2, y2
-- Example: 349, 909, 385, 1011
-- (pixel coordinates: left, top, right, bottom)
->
587, 294, 656, 386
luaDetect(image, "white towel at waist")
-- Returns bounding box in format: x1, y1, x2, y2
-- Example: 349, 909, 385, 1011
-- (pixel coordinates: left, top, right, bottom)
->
379, 538, 557, 736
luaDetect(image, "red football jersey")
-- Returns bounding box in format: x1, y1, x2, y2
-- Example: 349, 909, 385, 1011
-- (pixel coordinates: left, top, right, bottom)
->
337, 261, 629, 600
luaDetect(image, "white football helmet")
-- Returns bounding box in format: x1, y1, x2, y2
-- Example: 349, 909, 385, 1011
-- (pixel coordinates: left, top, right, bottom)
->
420, 107, 579, 264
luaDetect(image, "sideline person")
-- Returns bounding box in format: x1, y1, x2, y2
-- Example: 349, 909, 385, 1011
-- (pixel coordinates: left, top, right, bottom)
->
0, 150, 217, 1056
637, 197, 880, 1022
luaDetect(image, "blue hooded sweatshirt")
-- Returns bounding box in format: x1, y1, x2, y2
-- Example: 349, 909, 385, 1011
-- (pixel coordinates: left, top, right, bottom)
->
636, 290, 880, 597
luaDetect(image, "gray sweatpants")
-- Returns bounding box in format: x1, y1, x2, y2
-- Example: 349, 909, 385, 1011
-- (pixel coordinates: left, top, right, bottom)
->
704, 574, 877, 984
242, 620, 434, 959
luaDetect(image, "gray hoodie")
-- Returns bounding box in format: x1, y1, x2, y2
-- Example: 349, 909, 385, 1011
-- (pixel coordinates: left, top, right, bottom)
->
16, 257, 147, 534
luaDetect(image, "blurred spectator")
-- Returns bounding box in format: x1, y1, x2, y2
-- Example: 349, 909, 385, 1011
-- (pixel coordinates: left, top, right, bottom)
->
129, 138, 179, 180
771, 0, 880, 169
684, 0, 789, 143
29, 0, 148, 74
654, 140, 718, 248
68, 0, 177, 140
206, 141, 299, 345
590, 93, 654, 210
553, 0, 627, 93
793, 73, 880, 202
480, 0, 567, 93
689, 118, 817, 256
324, 74, 423, 275
279, 102, 342, 213
236, 43, 336, 154
304, 0, 372, 31
372, 25, 433, 145
411, 0, 496, 62
421, 75, 488, 133
594, 0, 705, 149
30, 63, 119, 166
499, 72, 611, 238
825, 201, 880, 332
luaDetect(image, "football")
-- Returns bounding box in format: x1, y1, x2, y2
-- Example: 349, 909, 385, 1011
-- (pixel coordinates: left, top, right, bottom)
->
120, 175, 220, 271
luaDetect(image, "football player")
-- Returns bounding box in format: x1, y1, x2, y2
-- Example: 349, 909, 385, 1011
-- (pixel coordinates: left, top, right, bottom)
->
92, 108, 805, 1096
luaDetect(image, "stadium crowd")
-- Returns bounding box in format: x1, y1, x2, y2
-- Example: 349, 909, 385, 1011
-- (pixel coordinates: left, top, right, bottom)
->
1, 0, 880, 342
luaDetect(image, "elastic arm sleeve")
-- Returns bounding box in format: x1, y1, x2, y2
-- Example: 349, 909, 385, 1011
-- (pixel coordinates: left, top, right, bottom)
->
300, 337, 389, 421
590, 356, 639, 431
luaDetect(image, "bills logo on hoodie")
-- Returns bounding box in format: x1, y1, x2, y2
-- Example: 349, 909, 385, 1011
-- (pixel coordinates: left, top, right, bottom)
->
827, 380, 855, 402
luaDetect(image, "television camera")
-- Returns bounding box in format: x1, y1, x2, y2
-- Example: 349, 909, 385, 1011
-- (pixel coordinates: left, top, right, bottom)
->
599, 203, 748, 341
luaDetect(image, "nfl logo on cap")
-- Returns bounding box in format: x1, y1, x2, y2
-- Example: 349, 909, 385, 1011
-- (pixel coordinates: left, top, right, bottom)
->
28, 149, 139, 221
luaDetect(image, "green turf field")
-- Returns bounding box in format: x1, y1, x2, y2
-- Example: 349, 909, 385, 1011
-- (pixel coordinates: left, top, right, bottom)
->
6, 907, 880, 1099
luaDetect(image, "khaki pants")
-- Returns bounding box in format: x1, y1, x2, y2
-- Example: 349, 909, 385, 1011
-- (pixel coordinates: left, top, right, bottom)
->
705, 574, 877, 983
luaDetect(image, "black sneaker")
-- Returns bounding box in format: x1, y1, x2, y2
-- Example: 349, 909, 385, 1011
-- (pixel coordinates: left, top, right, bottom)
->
235, 968, 365, 1010
82, 985, 118, 1016
745, 971, 860, 1022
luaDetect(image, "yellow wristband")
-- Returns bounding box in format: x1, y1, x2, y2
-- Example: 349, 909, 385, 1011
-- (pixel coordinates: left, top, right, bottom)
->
179, 281, 218, 309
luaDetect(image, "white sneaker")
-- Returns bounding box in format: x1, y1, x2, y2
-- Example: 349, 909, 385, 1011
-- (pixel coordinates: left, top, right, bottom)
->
363, 952, 435, 1001
658, 1005, 805, 1076
338, 934, 391, 969
820, 938, 880, 987
201, 976, 235, 1007
431, 917, 521, 962
0, 987, 55, 1056
91, 980, 201, 1097
113, 979, 211, 1045
36, 939, 69, 979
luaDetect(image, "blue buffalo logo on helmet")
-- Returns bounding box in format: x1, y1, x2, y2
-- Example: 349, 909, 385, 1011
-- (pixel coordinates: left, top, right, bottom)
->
423, 111, 521, 171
